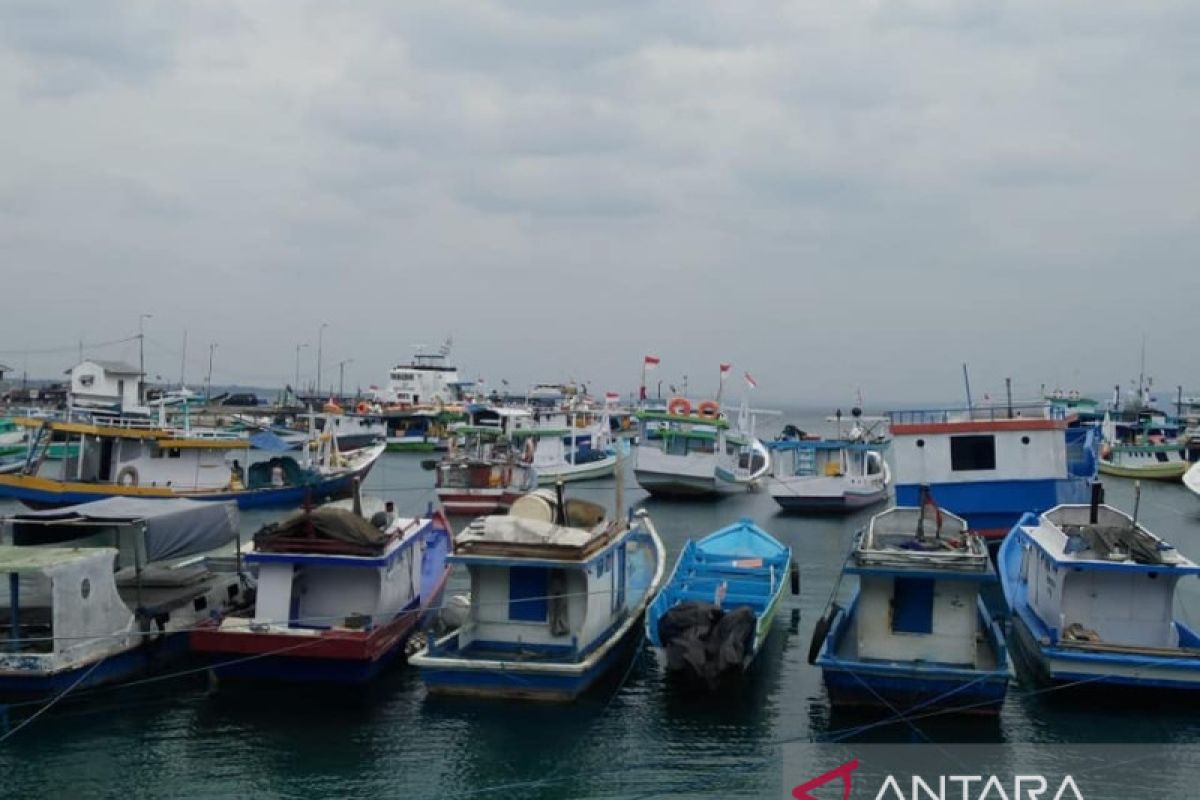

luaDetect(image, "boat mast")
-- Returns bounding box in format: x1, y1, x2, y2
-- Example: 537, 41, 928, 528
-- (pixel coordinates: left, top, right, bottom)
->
962, 363, 974, 413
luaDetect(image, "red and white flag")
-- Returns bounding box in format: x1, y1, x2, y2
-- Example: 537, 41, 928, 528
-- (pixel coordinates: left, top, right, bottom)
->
744, 372, 758, 389
719, 363, 731, 381
644, 355, 660, 370
605, 391, 620, 403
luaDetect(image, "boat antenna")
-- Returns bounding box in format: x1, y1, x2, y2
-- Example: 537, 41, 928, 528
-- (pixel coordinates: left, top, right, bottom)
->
962, 363, 974, 414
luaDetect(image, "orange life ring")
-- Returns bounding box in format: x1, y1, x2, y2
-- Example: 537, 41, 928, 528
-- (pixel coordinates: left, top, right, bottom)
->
667, 397, 692, 416
356, 402, 370, 414
697, 400, 720, 420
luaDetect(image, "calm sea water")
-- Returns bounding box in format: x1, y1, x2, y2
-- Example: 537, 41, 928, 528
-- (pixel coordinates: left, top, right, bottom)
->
3, 412, 1200, 798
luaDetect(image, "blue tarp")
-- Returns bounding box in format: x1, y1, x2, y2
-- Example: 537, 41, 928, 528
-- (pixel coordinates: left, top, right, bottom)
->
249, 430, 294, 451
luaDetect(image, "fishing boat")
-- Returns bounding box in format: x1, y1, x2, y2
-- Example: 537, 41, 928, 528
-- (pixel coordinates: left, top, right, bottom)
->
434, 406, 539, 515
767, 410, 889, 513
380, 408, 462, 452
0, 415, 384, 509
191, 502, 453, 684
410, 489, 666, 701
811, 502, 1010, 713
1098, 412, 1188, 480
645, 518, 796, 686
999, 491, 1200, 692
0, 497, 250, 696
519, 403, 618, 484
888, 403, 1100, 540
633, 398, 770, 498
314, 412, 388, 452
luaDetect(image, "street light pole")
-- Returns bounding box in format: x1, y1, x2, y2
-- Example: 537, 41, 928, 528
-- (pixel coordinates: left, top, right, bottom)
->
338, 358, 354, 399
294, 343, 309, 396
316, 322, 328, 397
138, 313, 152, 403
206, 343, 217, 403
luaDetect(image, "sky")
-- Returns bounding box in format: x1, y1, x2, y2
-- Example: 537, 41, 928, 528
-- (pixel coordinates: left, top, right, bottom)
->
0, 1, 1196, 406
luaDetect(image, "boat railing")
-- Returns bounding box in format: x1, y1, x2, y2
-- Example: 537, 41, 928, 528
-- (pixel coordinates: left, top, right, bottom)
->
887, 402, 1065, 426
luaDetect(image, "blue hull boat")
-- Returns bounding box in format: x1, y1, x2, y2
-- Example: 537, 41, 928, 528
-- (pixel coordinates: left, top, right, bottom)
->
999, 501, 1200, 693
812, 506, 1011, 715
646, 518, 796, 685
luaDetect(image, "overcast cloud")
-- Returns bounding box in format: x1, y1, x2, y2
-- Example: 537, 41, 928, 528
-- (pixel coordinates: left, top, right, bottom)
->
1, 1, 1196, 405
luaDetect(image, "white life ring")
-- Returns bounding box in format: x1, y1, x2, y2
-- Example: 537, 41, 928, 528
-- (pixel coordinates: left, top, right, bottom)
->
117, 466, 139, 487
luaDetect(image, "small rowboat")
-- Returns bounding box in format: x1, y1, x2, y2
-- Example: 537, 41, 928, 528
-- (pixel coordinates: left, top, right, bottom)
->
645, 518, 797, 686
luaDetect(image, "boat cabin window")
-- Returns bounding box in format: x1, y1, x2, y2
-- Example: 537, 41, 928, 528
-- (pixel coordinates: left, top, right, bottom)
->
890, 578, 934, 635
665, 434, 715, 456
949, 435, 996, 471
508, 566, 549, 622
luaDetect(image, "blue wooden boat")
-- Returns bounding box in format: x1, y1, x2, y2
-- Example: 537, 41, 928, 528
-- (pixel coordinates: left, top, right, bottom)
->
410, 490, 665, 701
812, 504, 1010, 714
999, 495, 1200, 693
645, 518, 796, 685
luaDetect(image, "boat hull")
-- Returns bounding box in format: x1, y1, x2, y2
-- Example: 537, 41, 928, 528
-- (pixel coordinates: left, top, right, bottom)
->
1098, 461, 1188, 480
0, 471, 367, 510
1009, 608, 1200, 692
768, 489, 892, 513
535, 456, 616, 484
387, 439, 438, 453
894, 477, 1091, 540
0, 633, 189, 699
417, 611, 645, 701
821, 665, 1009, 714
634, 469, 734, 499
192, 569, 450, 685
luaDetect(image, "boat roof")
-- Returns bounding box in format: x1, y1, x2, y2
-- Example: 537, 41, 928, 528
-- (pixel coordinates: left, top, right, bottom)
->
7, 497, 239, 563
851, 506, 991, 575
888, 404, 1071, 436
696, 518, 788, 562
452, 515, 618, 564
1022, 504, 1200, 572
634, 410, 730, 429
0, 544, 113, 572
767, 438, 886, 451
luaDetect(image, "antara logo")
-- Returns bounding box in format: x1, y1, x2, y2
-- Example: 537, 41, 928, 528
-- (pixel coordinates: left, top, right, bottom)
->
792, 759, 1085, 800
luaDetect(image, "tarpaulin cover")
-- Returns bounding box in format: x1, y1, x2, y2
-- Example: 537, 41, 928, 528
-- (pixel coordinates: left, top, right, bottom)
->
249, 430, 294, 451
656, 601, 756, 688
8, 496, 239, 563
255, 507, 389, 552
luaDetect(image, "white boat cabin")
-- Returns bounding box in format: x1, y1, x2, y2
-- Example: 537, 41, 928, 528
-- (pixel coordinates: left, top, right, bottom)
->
68, 360, 146, 414
443, 494, 636, 658
889, 405, 1086, 489
385, 348, 461, 406
848, 508, 992, 667
1014, 505, 1200, 650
